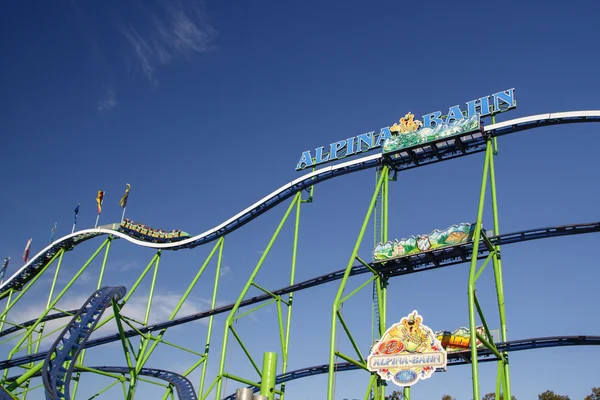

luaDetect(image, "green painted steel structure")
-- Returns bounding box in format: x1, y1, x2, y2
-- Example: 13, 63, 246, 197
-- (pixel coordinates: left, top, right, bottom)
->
0, 110, 598, 400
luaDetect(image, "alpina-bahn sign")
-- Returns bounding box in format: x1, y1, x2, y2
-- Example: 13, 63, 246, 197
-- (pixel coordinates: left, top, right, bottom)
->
295, 88, 516, 171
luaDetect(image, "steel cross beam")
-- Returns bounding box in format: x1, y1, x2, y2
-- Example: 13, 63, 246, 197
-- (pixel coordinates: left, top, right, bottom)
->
0, 222, 597, 371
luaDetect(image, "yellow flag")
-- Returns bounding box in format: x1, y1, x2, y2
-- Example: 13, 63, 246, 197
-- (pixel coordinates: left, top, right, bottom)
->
96, 190, 104, 214
120, 184, 131, 208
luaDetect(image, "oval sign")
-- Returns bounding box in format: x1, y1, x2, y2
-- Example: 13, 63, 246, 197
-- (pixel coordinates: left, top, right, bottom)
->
394, 370, 418, 385
378, 339, 405, 355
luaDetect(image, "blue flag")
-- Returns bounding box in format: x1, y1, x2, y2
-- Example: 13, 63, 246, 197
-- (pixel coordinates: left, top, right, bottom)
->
0, 257, 9, 284
74, 204, 80, 224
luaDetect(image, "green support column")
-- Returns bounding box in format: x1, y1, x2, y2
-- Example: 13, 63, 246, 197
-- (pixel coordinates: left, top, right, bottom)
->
22, 249, 66, 399
72, 238, 113, 399
467, 141, 492, 400
328, 166, 388, 400
212, 193, 302, 400
279, 194, 302, 400
136, 238, 224, 377
260, 352, 278, 400
199, 239, 225, 396
489, 138, 512, 400
467, 138, 512, 400
4, 239, 111, 386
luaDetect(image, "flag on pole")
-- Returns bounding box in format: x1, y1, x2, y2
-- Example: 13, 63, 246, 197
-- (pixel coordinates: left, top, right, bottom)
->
120, 184, 131, 208
96, 191, 105, 214
23, 238, 32, 263
73, 203, 80, 233
50, 222, 57, 243
0, 257, 10, 284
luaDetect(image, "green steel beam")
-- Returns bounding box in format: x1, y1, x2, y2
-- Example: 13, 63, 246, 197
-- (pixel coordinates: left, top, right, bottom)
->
489, 138, 512, 399
136, 238, 223, 373
213, 192, 302, 400
467, 141, 492, 400
4, 239, 111, 387
260, 352, 277, 400
327, 166, 388, 400
466, 138, 513, 400
0, 249, 65, 323
72, 238, 113, 399
278, 195, 302, 400
199, 238, 225, 395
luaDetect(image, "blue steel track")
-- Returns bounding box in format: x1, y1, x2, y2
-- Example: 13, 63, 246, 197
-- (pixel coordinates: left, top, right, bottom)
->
0, 221, 598, 371
0, 111, 599, 398
223, 336, 600, 399
1, 111, 599, 296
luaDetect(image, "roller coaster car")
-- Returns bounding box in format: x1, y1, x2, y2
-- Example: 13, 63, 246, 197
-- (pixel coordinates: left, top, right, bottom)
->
118, 222, 191, 243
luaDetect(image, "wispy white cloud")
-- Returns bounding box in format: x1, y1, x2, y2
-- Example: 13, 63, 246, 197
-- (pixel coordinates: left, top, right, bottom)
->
2, 291, 229, 351
121, 0, 216, 85
219, 265, 232, 277
97, 86, 118, 111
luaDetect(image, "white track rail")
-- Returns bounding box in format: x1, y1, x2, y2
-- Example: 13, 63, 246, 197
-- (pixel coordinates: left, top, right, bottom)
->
2, 111, 599, 292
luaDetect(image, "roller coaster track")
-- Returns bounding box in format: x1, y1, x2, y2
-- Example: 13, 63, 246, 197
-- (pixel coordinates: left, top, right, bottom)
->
1, 111, 599, 297
223, 336, 600, 399
6, 367, 197, 400
36, 286, 198, 400
0, 221, 598, 371
42, 286, 126, 400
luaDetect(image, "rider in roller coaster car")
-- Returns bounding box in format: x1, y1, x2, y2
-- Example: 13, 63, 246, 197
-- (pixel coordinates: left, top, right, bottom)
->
120, 219, 184, 242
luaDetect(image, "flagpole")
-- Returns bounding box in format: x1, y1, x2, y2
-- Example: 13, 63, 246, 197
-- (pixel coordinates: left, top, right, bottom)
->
121, 206, 127, 222
95, 214, 100, 229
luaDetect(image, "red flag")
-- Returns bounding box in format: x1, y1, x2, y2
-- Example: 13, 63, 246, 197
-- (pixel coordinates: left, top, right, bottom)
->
22, 238, 32, 263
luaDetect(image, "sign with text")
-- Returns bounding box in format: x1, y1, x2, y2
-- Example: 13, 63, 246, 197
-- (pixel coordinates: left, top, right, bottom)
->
296, 88, 515, 171
367, 311, 447, 387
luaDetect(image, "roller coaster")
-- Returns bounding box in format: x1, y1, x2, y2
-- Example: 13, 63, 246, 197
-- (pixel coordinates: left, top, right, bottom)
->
0, 108, 598, 400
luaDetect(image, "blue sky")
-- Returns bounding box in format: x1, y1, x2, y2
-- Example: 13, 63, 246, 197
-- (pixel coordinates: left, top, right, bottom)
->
1, 1, 599, 399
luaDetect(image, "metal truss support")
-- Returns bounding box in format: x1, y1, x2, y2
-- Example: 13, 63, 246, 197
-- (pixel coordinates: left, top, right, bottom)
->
2, 238, 112, 385
211, 191, 303, 400
468, 137, 511, 400
327, 165, 389, 400
118, 238, 225, 400
71, 238, 113, 399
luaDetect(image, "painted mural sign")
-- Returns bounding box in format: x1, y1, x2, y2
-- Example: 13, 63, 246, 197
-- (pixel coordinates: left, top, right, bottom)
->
295, 88, 516, 171
382, 113, 480, 155
435, 326, 499, 354
367, 311, 447, 387
373, 223, 476, 262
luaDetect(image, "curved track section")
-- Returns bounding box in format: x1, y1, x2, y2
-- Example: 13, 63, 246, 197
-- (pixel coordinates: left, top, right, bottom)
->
1, 111, 599, 296
0, 387, 14, 400
0, 222, 597, 370
42, 286, 126, 400
86, 367, 197, 400
6, 366, 199, 400
223, 335, 600, 399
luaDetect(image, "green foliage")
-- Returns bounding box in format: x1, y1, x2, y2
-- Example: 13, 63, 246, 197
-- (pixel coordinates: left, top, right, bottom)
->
584, 387, 600, 400
482, 393, 516, 400
538, 390, 570, 400
385, 390, 403, 400
441, 395, 456, 400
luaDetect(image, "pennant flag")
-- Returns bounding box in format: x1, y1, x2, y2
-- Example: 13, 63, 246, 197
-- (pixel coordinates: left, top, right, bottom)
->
96, 191, 105, 214
0, 257, 9, 284
120, 184, 131, 208
22, 238, 32, 263
74, 204, 80, 224
50, 222, 57, 243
